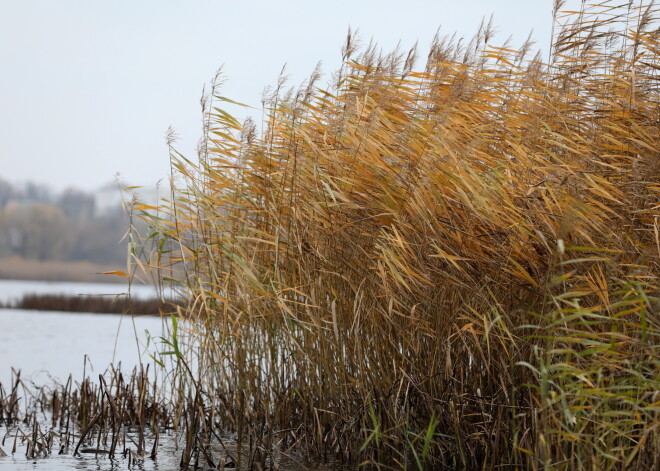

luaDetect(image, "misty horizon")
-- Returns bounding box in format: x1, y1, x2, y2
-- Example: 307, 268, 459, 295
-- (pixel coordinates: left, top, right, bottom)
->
0, 1, 568, 192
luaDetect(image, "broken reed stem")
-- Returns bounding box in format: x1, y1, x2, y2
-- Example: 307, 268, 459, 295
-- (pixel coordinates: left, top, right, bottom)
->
0, 367, 243, 468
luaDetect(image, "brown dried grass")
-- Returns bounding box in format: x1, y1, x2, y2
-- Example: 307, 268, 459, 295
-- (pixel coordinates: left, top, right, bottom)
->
139, 3, 659, 469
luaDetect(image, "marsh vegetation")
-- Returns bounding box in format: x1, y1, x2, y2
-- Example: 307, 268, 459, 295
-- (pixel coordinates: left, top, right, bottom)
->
137, 2, 659, 469
1, 2, 659, 470
1, 293, 175, 315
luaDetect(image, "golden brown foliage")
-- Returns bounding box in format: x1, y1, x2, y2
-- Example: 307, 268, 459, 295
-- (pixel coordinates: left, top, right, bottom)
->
142, 3, 659, 469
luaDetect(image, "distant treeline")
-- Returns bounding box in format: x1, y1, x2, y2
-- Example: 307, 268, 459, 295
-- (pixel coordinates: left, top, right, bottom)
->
0, 178, 138, 265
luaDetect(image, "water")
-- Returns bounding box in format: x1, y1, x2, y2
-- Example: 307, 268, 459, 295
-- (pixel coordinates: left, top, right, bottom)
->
0, 280, 174, 469
0, 308, 164, 386
0, 428, 184, 470
0, 429, 330, 471
0, 280, 165, 387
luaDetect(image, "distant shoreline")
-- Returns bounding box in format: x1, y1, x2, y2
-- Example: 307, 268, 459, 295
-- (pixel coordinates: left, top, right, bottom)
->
0, 257, 125, 284
0, 292, 178, 315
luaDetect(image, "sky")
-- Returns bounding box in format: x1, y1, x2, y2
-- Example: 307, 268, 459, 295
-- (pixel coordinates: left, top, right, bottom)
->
0, 1, 571, 192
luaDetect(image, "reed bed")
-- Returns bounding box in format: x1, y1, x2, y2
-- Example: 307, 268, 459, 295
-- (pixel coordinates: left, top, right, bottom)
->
138, 2, 659, 469
2, 293, 178, 315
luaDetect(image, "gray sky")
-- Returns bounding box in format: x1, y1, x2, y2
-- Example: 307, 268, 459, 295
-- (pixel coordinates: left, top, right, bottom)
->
0, 1, 564, 192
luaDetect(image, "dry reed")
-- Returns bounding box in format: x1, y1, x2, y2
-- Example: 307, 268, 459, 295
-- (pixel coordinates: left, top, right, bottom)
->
138, 2, 659, 469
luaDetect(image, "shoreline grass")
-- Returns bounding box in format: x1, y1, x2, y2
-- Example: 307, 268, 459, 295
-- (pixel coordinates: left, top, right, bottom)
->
0, 368, 173, 463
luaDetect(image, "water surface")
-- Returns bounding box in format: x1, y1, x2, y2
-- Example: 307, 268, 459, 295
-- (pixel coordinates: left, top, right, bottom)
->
0, 281, 337, 470
0, 279, 165, 389
0, 308, 164, 387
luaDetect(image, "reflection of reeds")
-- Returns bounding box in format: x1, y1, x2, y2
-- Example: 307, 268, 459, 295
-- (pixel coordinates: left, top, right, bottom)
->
0, 369, 170, 462
137, 3, 659, 469
2, 293, 179, 315
0, 368, 254, 468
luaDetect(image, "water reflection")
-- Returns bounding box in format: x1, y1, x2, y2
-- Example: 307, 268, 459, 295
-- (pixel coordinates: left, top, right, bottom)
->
0, 426, 182, 470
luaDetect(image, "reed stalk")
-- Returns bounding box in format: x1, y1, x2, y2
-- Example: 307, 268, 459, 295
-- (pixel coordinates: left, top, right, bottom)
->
138, 3, 659, 469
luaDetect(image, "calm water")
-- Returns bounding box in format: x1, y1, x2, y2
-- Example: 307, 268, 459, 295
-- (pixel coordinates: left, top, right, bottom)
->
0, 428, 184, 471
0, 280, 177, 469
0, 279, 165, 387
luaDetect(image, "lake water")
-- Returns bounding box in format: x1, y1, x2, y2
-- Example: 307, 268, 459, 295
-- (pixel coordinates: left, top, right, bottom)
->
0, 427, 183, 471
0, 280, 174, 469
0, 279, 165, 388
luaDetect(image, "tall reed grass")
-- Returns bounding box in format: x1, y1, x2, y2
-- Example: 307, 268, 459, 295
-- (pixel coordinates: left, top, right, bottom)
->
138, 2, 659, 469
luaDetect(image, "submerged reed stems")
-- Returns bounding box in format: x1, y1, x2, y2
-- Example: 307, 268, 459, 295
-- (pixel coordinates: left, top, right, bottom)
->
0, 368, 170, 460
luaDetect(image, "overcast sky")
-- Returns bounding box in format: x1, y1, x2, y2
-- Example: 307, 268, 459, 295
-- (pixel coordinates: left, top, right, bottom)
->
0, 1, 573, 192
